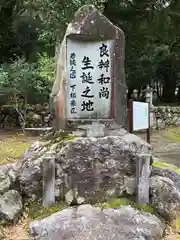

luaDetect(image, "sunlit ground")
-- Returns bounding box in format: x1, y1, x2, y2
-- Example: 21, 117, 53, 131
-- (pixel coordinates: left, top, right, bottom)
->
164, 126, 180, 142
0, 131, 37, 165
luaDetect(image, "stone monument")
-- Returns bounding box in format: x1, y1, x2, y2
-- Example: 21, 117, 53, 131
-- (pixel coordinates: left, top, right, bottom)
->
50, 5, 127, 131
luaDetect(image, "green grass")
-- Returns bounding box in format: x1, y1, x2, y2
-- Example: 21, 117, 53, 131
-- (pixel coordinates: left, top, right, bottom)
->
27, 197, 155, 221
26, 199, 67, 220
95, 197, 133, 209
165, 127, 180, 142
0, 132, 33, 164
152, 160, 180, 175
176, 216, 180, 229
0, 130, 76, 165
95, 197, 155, 214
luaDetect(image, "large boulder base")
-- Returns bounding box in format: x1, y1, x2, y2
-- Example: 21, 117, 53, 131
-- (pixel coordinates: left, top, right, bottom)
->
151, 164, 180, 221
18, 129, 152, 203
29, 204, 165, 240
1, 129, 180, 225
150, 175, 180, 221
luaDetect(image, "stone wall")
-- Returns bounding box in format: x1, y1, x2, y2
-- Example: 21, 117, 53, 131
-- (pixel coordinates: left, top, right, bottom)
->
150, 106, 180, 130
1, 104, 180, 130
0, 104, 52, 128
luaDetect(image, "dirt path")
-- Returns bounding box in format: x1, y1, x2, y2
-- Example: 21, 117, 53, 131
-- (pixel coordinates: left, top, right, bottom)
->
136, 128, 180, 167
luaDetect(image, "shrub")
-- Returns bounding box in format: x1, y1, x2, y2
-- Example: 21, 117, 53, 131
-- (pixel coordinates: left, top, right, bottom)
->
0, 56, 54, 105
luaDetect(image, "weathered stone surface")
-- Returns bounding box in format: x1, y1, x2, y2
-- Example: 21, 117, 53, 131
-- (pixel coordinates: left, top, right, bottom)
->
152, 166, 180, 192
124, 176, 135, 195
0, 104, 52, 128
0, 190, 23, 223
0, 163, 20, 193
150, 106, 180, 129
0, 171, 11, 193
29, 204, 165, 240
19, 130, 152, 202
157, 119, 166, 129
3, 103, 180, 130
150, 175, 180, 221
150, 112, 157, 130
3, 103, 180, 129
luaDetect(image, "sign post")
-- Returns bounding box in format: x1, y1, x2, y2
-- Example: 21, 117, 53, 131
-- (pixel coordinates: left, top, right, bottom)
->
129, 99, 151, 204
136, 154, 150, 204
129, 99, 150, 144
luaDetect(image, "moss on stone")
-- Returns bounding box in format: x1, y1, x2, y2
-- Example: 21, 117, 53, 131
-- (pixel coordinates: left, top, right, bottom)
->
95, 197, 155, 214
135, 203, 155, 214
95, 197, 133, 209
43, 130, 76, 143
26, 197, 155, 222
42, 131, 77, 152
27, 199, 67, 220
152, 160, 180, 175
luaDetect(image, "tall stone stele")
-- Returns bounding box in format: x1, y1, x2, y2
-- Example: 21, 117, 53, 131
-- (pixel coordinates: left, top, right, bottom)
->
50, 5, 127, 129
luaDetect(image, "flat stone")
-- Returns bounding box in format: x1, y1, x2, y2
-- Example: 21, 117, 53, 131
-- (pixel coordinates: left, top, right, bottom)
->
29, 204, 165, 240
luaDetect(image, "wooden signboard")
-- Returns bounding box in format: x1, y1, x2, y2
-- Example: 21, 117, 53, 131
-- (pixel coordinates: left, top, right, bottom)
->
129, 99, 150, 144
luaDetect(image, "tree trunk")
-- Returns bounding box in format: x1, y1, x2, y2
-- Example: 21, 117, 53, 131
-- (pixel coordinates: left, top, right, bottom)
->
162, 80, 176, 102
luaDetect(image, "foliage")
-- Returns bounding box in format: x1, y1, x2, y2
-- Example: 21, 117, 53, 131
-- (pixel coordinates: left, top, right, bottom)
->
104, 0, 180, 101
95, 197, 155, 214
38, 53, 55, 81
35, 0, 106, 45
0, 56, 53, 105
152, 160, 180, 175
26, 199, 67, 220
1, 0, 180, 103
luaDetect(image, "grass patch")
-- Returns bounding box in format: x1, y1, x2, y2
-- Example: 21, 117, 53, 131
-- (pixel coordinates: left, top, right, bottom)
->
27, 197, 155, 221
0, 132, 34, 164
95, 197, 155, 214
43, 130, 76, 143
153, 160, 180, 175
95, 197, 133, 209
164, 127, 180, 142
0, 130, 77, 165
135, 203, 154, 214
176, 216, 180, 230
26, 199, 67, 221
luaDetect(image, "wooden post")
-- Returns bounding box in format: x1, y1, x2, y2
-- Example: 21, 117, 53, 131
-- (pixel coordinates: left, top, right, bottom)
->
136, 154, 150, 204
43, 155, 55, 208
129, 99, 133, 133
146, 102, 151, 144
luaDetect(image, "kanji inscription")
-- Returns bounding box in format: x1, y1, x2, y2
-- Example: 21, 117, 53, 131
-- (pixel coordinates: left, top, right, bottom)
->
67, 39, 113, 119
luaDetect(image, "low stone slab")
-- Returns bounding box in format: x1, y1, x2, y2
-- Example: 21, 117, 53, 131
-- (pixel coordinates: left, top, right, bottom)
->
29, 204, 165, 240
